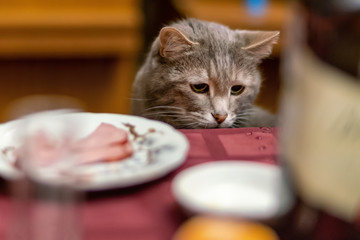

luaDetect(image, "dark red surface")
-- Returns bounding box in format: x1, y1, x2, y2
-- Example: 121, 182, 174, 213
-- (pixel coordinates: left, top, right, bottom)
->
0, 127, 358, 240
81, 127, 279, 240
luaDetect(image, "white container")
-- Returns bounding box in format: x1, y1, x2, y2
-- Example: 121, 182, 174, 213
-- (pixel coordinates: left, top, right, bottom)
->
172, 161, 294, 220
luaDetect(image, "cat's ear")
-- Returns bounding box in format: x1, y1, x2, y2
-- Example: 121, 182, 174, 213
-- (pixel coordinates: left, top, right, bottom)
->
240, 30, 280, 59
159, 27, 198, 59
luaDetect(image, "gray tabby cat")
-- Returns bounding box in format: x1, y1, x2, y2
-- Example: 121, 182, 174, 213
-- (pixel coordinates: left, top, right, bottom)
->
132, 18, 279, 128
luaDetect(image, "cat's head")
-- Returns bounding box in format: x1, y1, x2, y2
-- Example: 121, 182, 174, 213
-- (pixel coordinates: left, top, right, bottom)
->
141, 19, 279, 128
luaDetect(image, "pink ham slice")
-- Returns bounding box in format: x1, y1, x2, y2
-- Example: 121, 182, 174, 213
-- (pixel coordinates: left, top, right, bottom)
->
20, 123, 133, 167
72, 123, 133, 164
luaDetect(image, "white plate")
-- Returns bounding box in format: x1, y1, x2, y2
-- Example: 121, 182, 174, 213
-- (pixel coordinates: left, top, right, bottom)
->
0, 112, 189, 190
172, 161, 294, 220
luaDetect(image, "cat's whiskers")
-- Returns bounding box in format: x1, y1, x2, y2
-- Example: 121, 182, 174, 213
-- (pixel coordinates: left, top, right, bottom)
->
236, 115, 250, 121
237, 107, 255, 116
142, 106, 185, 117
143, 111, 185, 120
189, 112, 210, 122
191, 113, 212, 128
180, 122, 201, 129
166, 112, 205, 129
181, 116, 205, 128
144, 105, 185, 111
142, 105, 204, 128
176, 114, 201, 123
127, 97, 153, 102
233, 108, 255, 127
143, 112, 183, 117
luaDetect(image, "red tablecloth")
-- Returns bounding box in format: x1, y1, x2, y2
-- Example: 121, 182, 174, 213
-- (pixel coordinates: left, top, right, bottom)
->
80, 127, 279, 240
0, 127, 278, 240
0, 127, 358, 240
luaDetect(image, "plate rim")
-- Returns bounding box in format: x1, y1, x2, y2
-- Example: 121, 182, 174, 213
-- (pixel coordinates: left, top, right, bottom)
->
0, 112, 189, 191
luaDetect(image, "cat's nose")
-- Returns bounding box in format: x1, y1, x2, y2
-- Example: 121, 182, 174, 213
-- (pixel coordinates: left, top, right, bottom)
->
212, 113, 228, 124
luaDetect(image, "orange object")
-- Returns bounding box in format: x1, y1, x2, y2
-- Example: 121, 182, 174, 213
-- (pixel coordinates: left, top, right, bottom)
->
173, 216, 279, 240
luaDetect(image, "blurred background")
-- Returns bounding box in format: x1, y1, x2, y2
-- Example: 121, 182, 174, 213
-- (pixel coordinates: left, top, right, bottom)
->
0, 0, 289, 122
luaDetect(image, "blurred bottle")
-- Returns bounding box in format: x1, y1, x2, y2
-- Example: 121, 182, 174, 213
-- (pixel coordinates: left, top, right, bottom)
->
279, 0, 360, 229
7, 111, 83, 240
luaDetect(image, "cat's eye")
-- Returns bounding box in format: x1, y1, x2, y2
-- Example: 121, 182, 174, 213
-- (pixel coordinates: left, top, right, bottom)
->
231, 85, 245, 95
190, 83, 209, 94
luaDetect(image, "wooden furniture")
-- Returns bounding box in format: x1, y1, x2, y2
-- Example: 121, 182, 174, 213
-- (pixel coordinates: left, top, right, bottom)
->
0, 0, 143, 121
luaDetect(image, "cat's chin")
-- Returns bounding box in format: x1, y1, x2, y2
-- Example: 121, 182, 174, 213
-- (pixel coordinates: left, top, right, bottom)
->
159, 117, 234, 129
175, 123, 231, 129
215, 124, 233, 129
200, 122, 234, 129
